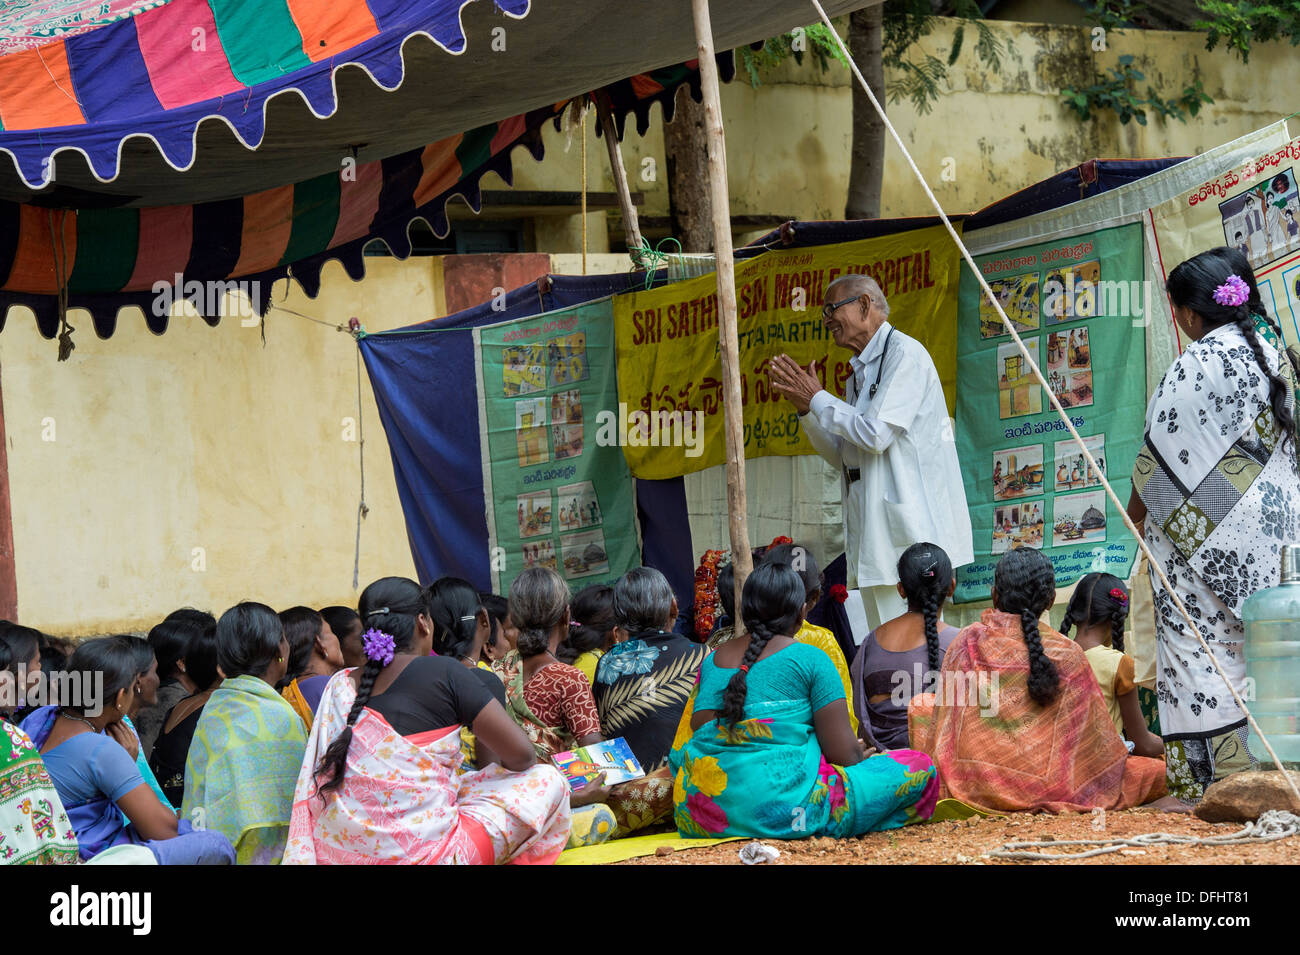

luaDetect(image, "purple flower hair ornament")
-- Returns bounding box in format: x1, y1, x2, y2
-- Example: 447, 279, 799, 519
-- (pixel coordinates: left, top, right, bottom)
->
361, 628, 396, 666
1213, 274, 1250, 308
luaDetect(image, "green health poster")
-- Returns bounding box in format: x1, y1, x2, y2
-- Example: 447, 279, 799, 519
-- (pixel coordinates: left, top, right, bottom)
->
954, 222, 1148, 602
476, 300, 640, 595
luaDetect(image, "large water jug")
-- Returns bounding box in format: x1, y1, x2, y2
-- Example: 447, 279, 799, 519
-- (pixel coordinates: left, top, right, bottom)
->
1242, 544, 1300, 765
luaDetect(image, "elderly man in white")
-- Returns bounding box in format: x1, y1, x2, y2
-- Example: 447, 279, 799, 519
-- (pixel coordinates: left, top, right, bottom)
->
769, 273, 973, 632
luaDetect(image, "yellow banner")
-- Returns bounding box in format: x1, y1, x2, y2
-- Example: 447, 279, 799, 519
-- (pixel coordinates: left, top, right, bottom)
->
613, 225, 963, 479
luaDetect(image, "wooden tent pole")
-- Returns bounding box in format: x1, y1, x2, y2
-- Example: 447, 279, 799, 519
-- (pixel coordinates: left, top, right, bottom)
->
594, 93, 645, 262
690, 0, 752, 612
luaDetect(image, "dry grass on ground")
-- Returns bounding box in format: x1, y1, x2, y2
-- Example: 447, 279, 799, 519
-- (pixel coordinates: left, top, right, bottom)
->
621, 809, 1299, 865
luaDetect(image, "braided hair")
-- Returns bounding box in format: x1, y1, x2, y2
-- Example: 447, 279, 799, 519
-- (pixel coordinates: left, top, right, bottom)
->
1167, 246, 1296, 456
422, 577, 482, 663
720, 562, 805, 727
313, 577, 424, 798
897, 542, 953, 691
1059, 572, 1129, 652
558, 584, 616, 664
993, 548, 1059, 706
509, 568, 570, 658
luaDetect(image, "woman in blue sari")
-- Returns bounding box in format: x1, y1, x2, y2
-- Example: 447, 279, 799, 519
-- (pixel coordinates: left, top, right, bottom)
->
22, 637, 233, 864
671, 561, 938, 839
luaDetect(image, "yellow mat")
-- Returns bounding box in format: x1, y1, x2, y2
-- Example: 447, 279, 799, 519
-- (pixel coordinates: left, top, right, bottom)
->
929, 798, 1005, 822
555, 800, 997, 864
556, 832, 743, 866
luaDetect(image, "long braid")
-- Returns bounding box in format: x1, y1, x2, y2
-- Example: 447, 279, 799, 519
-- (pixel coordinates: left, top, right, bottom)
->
721, 561, 805, 727
1059, 572, 1095, 639
311, 576, 424, 802
896, 542, 954, 693
1021, 607, 1060, 706
919, 587, 941, 693
993, 548, 1059, 706
1109, 605, 1126, 653
313, 657, 380, 798
1234, 307, 1296, 453
720, 621, 776, 727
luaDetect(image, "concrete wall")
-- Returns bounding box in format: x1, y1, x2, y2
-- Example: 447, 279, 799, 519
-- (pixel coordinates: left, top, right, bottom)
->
3, 18, 1296, 634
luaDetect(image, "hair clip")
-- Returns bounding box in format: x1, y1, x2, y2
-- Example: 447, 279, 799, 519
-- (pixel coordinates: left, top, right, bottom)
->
569, 620, 582, 630
459, 614, 477, 622
365, 607, 390, 618
1109, 587, 1128, 606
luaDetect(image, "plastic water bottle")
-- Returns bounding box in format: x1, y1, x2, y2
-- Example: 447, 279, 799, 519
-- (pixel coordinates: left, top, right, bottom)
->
1242, 544, 1300, 764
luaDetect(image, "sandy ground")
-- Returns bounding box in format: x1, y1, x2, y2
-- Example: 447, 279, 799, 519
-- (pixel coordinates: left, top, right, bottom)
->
620, 809, 1300, 865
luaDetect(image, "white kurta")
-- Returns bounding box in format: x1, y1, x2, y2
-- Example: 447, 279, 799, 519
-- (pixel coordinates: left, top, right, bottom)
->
800, 323, 974, 588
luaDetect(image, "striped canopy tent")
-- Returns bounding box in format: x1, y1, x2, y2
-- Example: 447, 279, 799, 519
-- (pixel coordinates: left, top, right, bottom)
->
0, 0, 867, 347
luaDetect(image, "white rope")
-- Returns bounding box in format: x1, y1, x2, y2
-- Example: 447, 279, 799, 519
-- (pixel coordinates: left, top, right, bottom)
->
808, 0, 1300, 806
987, 810, 1299, 860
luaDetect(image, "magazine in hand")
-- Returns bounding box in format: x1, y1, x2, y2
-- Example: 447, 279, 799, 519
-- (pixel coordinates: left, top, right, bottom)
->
552, 737, 645, 790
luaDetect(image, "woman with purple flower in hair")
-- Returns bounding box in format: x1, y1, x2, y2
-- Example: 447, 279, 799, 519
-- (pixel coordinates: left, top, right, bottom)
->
283, 577, 570, 865
1128, 247, 1300, 801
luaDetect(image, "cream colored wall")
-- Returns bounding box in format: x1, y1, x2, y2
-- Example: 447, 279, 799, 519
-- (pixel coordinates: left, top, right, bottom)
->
0, 258, 429, 635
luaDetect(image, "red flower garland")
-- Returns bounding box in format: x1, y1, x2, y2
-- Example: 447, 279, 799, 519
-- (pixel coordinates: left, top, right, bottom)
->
829, 584, 849, 604
694, 549, 727, 639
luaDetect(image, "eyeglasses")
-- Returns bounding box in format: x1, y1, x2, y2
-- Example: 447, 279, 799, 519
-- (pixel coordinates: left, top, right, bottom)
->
821, 293, 863, 321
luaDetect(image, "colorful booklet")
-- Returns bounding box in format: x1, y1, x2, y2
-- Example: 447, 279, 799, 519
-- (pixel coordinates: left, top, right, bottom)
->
552, 738, 645, 790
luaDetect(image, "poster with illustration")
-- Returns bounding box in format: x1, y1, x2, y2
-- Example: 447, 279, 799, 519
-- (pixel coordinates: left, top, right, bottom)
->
503, 343, 547, 396
997, 337, 1042, 419
560, 529, 610, 580
955, 222, 1146, 602
477, 302, 639, 595
1054, 435, 1106, 492
517, 491, 552, 539
980, 272, 1040, 339
514, 398, 549, 467
556, 481, 603, 531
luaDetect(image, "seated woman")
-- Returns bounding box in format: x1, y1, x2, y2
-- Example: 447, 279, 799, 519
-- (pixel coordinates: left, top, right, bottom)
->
22, 637, 234, 864
1060, 574, 1164, 758
285, 577, 569, 865
851, 543, 961, 749
320, 606, 364, 670
122, 636, 173, 810
908, 548, 1168, 812
595, 568, 709, 769
672, 562, 938, 839
136, 609, 213, 760
481, 593, 518, 669
183, 603, 308, 865
150, 626, 222, 807
0, 625, 40, 722
278, 606, 345, 729
762, 544, 858, 734
0, 636, 79, 865
558, 584, 616, 685
423, 576, 510, 770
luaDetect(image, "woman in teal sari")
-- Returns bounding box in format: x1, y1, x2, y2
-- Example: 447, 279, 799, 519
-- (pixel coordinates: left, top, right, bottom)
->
183, 602, 307, 864
671, 561, 938, 839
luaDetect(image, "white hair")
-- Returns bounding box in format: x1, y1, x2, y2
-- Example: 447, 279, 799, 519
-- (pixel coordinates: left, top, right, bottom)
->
828, 273, 890, 318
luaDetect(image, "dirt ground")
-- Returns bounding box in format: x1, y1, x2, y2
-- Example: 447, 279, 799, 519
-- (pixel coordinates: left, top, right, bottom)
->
620, 809, 1300, 865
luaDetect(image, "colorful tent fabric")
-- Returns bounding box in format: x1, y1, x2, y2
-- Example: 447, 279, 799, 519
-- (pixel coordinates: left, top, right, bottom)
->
0, 0, 873, 338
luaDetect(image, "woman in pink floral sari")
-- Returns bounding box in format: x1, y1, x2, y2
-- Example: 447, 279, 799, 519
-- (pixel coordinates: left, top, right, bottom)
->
284, 578, 569, 865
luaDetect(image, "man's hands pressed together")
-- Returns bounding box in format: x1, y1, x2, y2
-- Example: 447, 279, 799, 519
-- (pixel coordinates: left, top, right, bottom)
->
768, 354, 823, 415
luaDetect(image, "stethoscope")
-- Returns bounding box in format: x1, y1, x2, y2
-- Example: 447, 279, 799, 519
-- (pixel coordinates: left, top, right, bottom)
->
868, 328, 894, 399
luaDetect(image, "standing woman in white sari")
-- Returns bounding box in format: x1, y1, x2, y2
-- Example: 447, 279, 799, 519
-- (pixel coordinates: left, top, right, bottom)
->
1128, 246, 1300, 801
